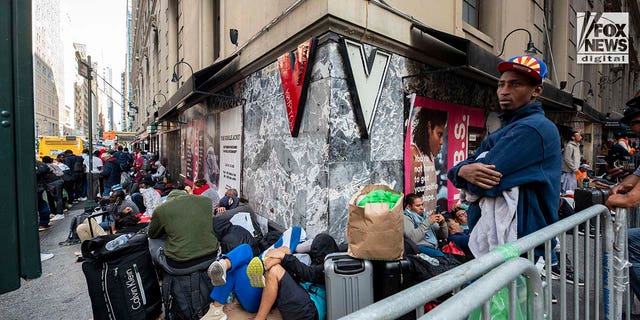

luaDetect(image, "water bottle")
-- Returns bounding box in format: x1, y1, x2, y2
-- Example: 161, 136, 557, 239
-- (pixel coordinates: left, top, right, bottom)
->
105, 234, 130, 251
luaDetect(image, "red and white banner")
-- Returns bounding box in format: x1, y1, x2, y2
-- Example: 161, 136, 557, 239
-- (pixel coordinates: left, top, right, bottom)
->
278, 38, 317, 137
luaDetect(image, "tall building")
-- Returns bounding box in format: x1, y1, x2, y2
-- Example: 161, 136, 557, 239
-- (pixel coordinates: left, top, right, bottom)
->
33, 55, 60, 136
61, 4, 76, 132
129, 0, 640, 239
98, 66, 115, 132
32, 0, 64, 136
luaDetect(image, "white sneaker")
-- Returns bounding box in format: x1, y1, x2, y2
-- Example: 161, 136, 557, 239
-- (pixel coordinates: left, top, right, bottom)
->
50, 214, 65, 221
79, 197, 87, 201
40, 253, 54, 262
207, 260, 227, 286
201, 304, 227, 320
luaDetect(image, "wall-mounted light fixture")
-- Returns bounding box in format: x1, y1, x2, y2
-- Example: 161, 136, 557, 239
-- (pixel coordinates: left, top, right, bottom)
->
230, 29, 239, 47
497, 28, 539, 57
171, 59, 194, 83
571, 80, 594, 98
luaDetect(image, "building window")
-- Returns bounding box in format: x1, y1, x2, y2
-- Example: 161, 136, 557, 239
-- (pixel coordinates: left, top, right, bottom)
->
463, 0, 479, 28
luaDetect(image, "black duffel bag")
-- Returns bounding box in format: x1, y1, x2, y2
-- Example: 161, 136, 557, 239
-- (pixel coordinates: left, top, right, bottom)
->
81, 233, 162, 320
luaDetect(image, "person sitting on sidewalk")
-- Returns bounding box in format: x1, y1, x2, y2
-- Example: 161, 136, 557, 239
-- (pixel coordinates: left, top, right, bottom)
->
216, 188, 239, 214
200, 244, 264, 320
403, 193, 448, 257
450, 206, 469, 232
193, 178, 220, 210
243, 233, 339, 320
148, 189, 220, 268
131, 177, 162, 215
202, 226, 311, 320
444, 214, 472, 257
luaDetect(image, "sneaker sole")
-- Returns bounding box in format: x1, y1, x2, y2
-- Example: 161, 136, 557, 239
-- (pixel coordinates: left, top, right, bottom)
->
246, 257, 266, 288
207, 261, 227, 286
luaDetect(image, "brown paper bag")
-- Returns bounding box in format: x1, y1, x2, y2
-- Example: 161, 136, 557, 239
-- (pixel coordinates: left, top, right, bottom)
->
347, 184, 404, 260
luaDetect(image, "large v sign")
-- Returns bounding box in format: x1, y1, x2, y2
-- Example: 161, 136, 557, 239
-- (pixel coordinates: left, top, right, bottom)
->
340, 38, 391, 139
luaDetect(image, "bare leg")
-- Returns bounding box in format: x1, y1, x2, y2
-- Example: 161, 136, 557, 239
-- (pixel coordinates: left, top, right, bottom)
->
254, 264, 285, 320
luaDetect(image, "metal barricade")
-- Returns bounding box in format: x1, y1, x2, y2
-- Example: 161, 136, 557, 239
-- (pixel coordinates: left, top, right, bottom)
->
420, 258, 544, 320
341, 204, 617, 320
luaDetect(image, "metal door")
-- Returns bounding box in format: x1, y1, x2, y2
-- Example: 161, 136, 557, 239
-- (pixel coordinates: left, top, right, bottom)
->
0, 0, 41, 294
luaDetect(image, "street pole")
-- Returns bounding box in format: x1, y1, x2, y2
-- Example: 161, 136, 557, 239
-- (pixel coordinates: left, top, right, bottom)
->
86, 55, 95, 206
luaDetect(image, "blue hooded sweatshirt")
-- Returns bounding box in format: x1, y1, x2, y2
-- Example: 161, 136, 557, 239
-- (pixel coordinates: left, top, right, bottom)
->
448, 101, 561, 250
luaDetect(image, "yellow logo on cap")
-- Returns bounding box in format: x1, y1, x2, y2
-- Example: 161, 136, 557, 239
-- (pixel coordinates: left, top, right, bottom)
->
512, 56, 540, 73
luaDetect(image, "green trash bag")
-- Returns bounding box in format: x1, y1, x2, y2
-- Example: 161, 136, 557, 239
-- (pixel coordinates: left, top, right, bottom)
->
468, 276, 529, 320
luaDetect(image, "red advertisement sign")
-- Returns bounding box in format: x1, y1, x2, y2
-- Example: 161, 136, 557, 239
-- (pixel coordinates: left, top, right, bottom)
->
404, 95, 485, 211
277, 38, 317, 137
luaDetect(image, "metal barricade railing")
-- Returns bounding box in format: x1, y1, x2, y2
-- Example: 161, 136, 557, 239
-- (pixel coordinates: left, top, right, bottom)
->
341, 204, 618, 320
420, 257, 544, 320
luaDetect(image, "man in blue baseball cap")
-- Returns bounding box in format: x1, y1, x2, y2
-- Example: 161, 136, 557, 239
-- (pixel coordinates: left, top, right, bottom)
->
448, 55, 562, 262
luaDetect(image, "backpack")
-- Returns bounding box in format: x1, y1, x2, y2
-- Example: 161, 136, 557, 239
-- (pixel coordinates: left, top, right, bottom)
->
299, 282, 327, 320
47, 163, 64, 177
73, 156, 85, 173
142, 157, 151, 171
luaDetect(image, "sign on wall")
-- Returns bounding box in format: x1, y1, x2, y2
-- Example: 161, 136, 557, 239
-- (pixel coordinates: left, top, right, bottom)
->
278, 38, 317, 137
340, 38, 391, 139
404, 95, 485, 211
218, 106, 243, 198
577, 12, 628, 64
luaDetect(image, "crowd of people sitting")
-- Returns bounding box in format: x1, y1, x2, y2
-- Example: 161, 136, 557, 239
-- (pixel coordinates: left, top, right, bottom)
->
39, 150, 480, 320
35, 145, 167, 233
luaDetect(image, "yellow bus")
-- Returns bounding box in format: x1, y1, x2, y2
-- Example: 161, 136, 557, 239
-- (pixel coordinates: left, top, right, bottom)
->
37, 136, 84, 159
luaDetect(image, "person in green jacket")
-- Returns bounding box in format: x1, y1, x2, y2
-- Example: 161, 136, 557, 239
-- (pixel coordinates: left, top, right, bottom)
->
148, 189, 220, 265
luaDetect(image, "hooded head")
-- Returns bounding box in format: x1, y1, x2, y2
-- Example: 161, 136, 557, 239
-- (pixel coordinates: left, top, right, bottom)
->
309, 233, 339, 265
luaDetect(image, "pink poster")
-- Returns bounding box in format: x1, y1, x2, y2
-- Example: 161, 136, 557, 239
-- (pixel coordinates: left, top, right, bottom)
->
182, 118, 205, 186
404, 95, 485, 212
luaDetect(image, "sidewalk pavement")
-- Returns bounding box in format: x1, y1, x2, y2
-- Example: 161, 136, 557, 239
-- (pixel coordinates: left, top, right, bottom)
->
0, 204, 91, 320
0, 202, 284, 320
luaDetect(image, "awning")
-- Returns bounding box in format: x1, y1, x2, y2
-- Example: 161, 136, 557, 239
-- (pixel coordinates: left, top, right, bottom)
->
158, 54, 237, 120
411, 24, 574, 111
574, 98, 605, 123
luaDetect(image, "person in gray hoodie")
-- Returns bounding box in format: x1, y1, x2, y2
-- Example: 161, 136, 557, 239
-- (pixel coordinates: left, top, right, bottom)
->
561, 130, 582, 193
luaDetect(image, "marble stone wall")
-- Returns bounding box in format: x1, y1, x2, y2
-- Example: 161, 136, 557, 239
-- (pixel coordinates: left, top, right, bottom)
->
221, 33, 495, 242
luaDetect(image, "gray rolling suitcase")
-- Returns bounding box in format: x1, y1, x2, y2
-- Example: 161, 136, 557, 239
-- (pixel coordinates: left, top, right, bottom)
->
324, 252, 374, 320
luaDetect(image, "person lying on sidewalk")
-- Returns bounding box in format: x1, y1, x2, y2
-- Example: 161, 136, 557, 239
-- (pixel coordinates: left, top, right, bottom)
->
244, 233, 339, 320
201, 226, 309, 320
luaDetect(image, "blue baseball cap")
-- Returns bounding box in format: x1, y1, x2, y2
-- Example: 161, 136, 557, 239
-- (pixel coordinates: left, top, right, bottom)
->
498, 55, 548, 84
219, 196, 239, 210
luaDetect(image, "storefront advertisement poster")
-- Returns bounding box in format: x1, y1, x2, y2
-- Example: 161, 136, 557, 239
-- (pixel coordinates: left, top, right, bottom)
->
218, 106, 243, 198
404, 95, 485, 212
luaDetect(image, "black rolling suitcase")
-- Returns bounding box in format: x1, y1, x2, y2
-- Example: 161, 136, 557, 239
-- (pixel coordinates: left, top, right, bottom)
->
371, 260, 417, 320
81, 233, 162, 320
574, 187, 609, 212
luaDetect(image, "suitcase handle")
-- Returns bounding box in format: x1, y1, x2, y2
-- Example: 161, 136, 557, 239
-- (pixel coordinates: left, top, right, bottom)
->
334, 259, 365, 275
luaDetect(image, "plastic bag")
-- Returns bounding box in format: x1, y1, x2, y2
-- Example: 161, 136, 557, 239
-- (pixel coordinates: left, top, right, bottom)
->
468, 275, 528, 320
